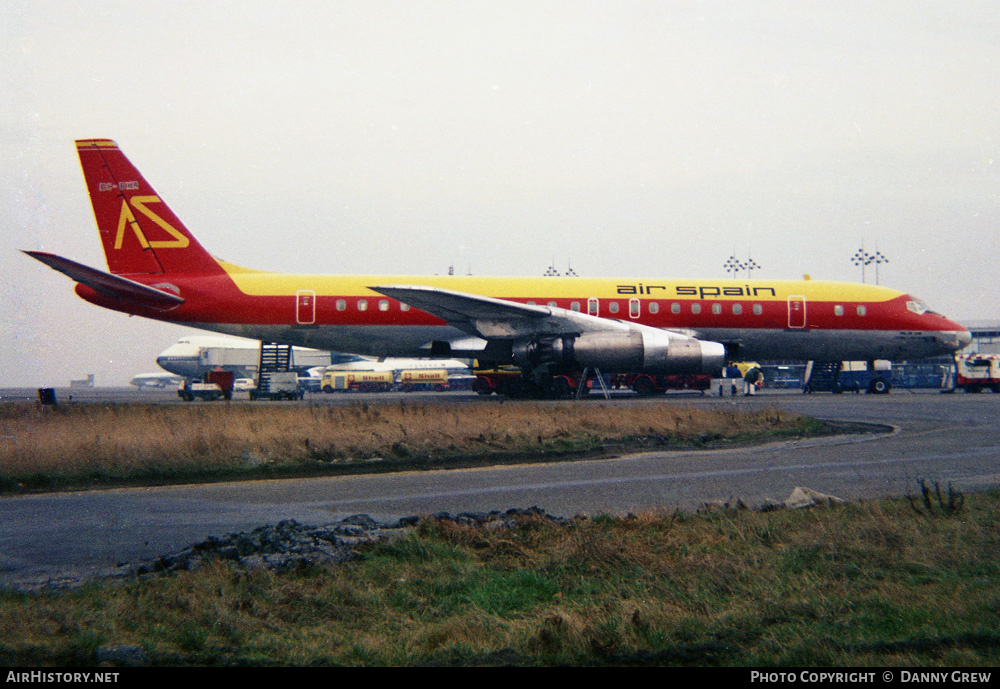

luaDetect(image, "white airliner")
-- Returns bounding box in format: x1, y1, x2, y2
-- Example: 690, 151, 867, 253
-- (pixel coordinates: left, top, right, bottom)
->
129, 372, 184, 389
156, 334, 468, 381
326, 357, 469, 375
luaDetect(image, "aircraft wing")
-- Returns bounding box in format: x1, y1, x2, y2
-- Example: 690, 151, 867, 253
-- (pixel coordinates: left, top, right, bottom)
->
24, 251, 185, 310
371, 284, 634, 339
371, 284, 728, 374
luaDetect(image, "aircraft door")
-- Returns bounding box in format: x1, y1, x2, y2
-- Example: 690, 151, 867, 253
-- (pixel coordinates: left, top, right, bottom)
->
788, 296, 806, 328
296, 290, 316, 325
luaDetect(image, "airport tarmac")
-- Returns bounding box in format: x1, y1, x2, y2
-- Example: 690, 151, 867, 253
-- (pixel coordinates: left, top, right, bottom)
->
1, 387, 998, 589
0, 383, 889, 406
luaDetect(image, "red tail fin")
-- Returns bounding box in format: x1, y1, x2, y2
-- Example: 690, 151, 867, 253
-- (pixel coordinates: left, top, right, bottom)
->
76, 139, 224, 277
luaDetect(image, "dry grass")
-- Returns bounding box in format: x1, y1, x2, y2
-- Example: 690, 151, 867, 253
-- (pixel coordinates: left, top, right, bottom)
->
0, 400, 819, 490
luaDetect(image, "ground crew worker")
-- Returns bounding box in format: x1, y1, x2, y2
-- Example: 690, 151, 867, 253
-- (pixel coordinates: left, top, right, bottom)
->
744, 367, 763, 396
726, 364, 741, 396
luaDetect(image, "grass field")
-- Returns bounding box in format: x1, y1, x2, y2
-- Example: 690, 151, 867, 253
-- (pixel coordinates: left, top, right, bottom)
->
1, 491, 996, 666
0, 399, 829, 492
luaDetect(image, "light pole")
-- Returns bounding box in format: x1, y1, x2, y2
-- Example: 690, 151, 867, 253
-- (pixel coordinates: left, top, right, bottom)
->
724, 255, 744, 277
851, 245, 889, 284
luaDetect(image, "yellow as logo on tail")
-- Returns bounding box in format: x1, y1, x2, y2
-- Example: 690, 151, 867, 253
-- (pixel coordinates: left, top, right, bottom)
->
114, 196, 189, 250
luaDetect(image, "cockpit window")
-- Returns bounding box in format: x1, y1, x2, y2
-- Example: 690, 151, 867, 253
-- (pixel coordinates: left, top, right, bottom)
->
906, 297, 937, 316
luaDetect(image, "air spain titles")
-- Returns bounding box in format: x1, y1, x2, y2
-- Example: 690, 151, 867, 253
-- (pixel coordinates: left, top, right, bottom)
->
616, 284, 778, 299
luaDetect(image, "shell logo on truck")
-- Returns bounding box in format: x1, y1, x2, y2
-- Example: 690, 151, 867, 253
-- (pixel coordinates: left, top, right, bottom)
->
352, 372, 394, 383
399, 369, 449, 392
321, 370, 393, 392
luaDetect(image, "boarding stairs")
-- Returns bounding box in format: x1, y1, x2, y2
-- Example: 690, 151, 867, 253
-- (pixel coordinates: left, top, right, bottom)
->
256, 342, 294, 396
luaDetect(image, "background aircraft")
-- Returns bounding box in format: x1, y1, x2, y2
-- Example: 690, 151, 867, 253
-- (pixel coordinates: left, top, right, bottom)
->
25, 139, 970, 397
155, 334, 468, 382
129, 372, 184, 389
326, 357, 469, 375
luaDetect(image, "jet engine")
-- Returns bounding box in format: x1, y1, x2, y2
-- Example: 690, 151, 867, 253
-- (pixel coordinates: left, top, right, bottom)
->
511, 326, 726, 375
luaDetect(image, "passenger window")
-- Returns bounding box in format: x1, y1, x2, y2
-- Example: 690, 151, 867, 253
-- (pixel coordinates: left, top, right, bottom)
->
649, 302, 660, 314
379, 300, 389, 311
753, 304, 763, 315
571, 302, 580, 312
834, 305, 844, 316
692, 303, 702, 314
336, 299, 346, 311
671, 303, 680, 314
712, 303, 722, 315
609, 302, 620, 314
400, 303, 410, 311
732, 303, 743, 315
358, 299, 368, 311
527, 301, 536, 305
857, 305, 867, 316
548, 301, 558, 308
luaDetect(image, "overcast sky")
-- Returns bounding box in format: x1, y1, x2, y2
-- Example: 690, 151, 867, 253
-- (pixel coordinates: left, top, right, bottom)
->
2, 1, 998, 387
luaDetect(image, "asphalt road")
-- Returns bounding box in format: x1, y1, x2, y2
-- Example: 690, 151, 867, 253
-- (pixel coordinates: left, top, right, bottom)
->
1, 388, 998, 589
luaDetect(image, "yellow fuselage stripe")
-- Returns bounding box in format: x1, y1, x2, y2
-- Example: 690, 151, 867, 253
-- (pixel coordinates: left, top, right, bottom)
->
217, 261, 904, 303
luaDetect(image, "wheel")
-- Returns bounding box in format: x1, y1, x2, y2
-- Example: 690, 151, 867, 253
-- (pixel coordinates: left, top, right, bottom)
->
551, 376, 574, 399
473, 377, 494, 395
632, 375, 656, 396
868, 378, 890, 394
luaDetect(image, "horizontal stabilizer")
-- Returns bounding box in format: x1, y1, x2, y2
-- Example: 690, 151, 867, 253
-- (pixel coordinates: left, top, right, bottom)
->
24, 251, 185, 309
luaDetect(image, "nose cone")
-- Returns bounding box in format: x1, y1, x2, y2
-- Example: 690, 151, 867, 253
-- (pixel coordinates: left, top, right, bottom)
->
936, 324, 971, 354
954, 328, 972, 350
156, 343, 202, 376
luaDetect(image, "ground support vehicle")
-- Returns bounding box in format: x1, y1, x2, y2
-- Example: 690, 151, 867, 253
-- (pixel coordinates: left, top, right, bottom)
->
760, 364, 807, 389
472, 365, 525, 396
952, 354, 1000, 393
233, 377, 256, 392
320, 370, 394, 393
179, 371, 234, 401
397, 369, 450, 392
803, 360, 892, 394
250, 371, 303, 400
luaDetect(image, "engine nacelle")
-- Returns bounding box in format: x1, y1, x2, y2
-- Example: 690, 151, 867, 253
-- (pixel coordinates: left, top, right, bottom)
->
511, 327, 726, 375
